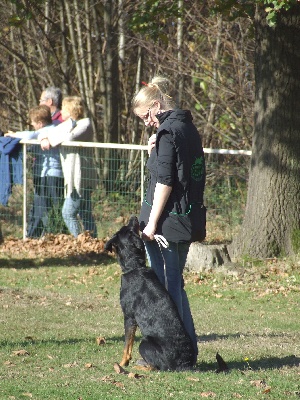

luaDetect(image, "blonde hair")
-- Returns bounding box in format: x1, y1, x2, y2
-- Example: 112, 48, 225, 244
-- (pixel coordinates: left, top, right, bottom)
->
132, 76, 175, 112
62, 96, 84, 120
28, 105, 52, 126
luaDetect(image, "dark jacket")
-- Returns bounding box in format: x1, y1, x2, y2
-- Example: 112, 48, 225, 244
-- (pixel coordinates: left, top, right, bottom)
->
139, 109, 206, 243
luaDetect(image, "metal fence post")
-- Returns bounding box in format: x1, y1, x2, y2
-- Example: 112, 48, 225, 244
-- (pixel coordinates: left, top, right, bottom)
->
23, 143, 27, 240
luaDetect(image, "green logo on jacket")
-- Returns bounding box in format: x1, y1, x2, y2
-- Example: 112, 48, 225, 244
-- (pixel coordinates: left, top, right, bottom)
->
191, 156, 204, 181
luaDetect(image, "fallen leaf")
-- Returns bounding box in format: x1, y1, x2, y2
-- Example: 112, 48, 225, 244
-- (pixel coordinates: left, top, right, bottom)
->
63, 362, 77, 368
85, 363, 93, 368
251, 380, 267, 387
114, 363, 127, 374
100, 375, 112, 382
128, 372, 144, 379
187, 377, 200, 382
263, 387, 271, 394
12, 350, 29, 356
96, 336, 106, 345
200, 392, 216, 398
113, 381, 125, 389
4, 360, 15, 366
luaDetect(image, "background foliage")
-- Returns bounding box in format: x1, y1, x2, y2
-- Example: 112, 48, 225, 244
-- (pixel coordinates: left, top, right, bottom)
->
0, 0, 255, 151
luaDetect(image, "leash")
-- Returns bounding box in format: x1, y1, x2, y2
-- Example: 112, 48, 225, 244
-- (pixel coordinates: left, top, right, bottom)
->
140, 232, 169, 288
153, 234, 169, 248
154, 235, 169, 290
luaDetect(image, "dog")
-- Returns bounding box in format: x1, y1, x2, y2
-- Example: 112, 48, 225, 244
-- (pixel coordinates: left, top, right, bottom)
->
105, 215, 196, 371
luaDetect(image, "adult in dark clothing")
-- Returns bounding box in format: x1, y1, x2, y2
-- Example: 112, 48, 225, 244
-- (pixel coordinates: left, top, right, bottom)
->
132, 76, 206, 359
39, 86, 63, 123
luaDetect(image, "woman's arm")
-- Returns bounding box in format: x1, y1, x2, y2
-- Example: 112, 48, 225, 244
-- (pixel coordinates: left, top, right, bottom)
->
142, 183, 172, 240
38, 119, 73, 148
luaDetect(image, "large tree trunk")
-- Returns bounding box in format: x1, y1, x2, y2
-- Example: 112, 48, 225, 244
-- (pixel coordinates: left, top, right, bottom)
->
231, 5, 300, 259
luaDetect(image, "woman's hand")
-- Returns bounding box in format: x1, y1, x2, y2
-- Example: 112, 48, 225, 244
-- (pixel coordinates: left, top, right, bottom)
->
142, 221, 157, 241
4, 131, 16, 137
40, 138, 51, 150
143, 183, 172, 241
147, 134, 156, 155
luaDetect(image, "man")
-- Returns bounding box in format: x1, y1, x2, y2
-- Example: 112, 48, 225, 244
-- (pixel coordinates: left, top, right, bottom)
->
5, 105, 64, 237
39, 86, 63, 123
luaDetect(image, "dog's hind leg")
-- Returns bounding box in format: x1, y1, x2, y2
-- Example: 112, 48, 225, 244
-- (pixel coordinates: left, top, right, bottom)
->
139, 338, 167, 371
120, 322, 137, 367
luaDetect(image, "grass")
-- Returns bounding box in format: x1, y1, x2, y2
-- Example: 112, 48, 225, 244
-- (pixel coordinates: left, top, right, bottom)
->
0, 253, 299, 400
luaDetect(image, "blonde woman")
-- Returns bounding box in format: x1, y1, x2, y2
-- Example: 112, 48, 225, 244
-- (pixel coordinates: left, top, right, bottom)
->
132, 76, 206, 362
38, 96, 97, 238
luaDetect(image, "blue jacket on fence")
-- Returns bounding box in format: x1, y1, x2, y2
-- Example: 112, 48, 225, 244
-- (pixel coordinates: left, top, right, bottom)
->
0, 137, 23, 206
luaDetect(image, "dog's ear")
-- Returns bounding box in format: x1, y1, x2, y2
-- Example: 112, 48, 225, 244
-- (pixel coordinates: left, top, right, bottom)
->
128, 215, 140, 235
104, 235, 117, 253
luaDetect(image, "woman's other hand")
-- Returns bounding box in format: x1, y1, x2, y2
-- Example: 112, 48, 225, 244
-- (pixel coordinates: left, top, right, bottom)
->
148, 134, 156, 155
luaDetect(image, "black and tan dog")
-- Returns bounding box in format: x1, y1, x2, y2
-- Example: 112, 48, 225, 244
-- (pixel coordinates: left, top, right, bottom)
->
105, 215, 196, 371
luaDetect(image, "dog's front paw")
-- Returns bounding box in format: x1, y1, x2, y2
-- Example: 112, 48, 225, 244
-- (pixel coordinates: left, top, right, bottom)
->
114, 363, 127, 374
120, 358, 130, 367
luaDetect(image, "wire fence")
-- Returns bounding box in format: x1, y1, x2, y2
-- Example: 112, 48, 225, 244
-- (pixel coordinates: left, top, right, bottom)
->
0, 140, 251, 242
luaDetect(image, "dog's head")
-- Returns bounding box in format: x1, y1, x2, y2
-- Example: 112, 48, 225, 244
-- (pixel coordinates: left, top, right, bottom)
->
105, 215, 146, 272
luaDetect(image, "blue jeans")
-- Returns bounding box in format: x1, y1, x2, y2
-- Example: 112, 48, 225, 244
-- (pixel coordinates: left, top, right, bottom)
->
62, 188, 97, 238
27, 176, 64, 238
144, 240, 198, 357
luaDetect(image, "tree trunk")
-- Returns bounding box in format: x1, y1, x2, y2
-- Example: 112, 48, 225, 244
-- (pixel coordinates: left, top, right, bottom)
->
104, 0, 119, 143
177, 0, 183, 107
203, 14, 222, 150
231, 4, 300, 259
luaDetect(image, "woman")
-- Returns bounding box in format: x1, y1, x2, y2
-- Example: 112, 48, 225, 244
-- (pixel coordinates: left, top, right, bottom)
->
132, 76, 206, 358
38, 96, 97, 238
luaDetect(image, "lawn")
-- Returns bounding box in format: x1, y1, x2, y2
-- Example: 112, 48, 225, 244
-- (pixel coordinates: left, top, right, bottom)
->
0, 241, 299, 400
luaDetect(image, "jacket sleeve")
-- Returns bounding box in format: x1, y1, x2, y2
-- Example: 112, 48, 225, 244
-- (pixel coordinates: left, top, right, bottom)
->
38, 119, 73, 146
156, 131, 176, 186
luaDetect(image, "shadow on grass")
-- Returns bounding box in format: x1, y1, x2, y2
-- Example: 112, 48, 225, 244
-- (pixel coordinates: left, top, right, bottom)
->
198, 332, 296, 342
0, 252, 115, 268
0, 335, 126, 349
198, 354, 300, 372
198, 333, 300, 371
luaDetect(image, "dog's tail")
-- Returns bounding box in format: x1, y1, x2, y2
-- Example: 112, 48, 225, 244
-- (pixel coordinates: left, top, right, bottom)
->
216, 352, 229, 373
